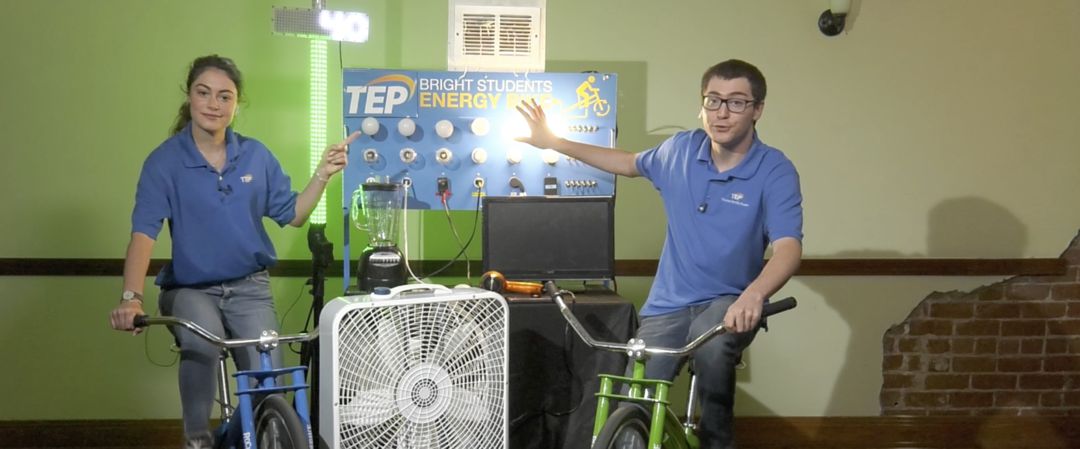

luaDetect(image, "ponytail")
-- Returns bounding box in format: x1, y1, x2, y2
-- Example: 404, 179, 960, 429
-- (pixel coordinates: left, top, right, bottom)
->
170, 101, 192, 136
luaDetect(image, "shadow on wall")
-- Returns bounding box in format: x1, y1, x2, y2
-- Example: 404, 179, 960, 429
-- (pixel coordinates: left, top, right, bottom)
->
800, 196, 1027, 416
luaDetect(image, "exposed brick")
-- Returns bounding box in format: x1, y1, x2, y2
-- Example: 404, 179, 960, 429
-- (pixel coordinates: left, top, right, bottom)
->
906, 392, 948, 407
880, 389, 902, 408
1019, 374, 1067, 390
995, 391, 1041, 407
975, 337, 997, 354
1020, 338, 1045, 354
953, 356, 995, 373
1041, 392, 1064, 407
971, 374, 1017, 390
1046, 338, 1068, 354
998, 339, 1019, 354
1020, 302, 1067, 318
952, 338, 974, 354
925, 374, 969, 390
950, 392, 994, 407
1044, 356, 1080, 372
909, 319, 954, 337
976, 303, 1022, 318
997, 357, 1042, 372
904, 354, 926, 371
930, 303, 973, 319
1001, 320, 1046, 337
977, 285, 1005, 301
926, 339, 950, 354
882, 335, 898, 353
928, 356, 951, 372
1008, 284, 1051, 301
1046, 319, 1080, 335
882, 354, 903, 371
883, 373, 915, 389
898, 337, 919, 353
1063, 392, 1080, 406
956, 320, 1001, 336
1068, 302, 1080, 318
1051, 284, 1080, 300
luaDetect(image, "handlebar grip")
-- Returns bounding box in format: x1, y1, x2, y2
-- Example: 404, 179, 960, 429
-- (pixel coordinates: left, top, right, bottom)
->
132, 315, 149, 328
763, 297, 797, 317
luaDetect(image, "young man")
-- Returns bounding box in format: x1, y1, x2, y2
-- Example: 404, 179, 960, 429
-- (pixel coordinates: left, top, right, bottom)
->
515, 59, 802, 449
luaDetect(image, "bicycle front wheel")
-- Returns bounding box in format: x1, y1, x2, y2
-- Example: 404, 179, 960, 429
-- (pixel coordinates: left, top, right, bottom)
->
255, 395, 310, 449
595, 404, 656, 449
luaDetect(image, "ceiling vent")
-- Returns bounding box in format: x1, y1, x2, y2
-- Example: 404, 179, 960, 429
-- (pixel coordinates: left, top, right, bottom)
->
449, 1, 545, 72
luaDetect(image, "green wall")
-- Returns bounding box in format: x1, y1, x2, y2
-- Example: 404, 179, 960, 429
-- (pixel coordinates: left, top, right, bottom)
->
1, 0, 1079, 419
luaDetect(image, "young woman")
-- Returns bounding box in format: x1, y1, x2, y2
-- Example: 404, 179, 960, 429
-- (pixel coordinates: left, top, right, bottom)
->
108, 54, 357, 448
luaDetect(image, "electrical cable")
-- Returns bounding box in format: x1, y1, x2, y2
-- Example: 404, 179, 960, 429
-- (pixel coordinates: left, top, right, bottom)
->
400, 183, 424, 283
441, 191, 472, 284
420, 185, 482, 279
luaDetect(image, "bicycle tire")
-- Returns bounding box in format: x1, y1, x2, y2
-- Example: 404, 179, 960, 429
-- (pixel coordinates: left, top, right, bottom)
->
255, 395, 310, 449
593, 404, 690, 449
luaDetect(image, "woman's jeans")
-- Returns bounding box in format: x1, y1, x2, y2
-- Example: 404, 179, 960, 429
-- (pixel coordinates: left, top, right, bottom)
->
626, 295, 761, 449
158, 271, 281, 438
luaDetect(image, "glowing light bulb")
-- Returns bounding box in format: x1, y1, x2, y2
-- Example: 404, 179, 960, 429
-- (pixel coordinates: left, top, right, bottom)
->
435, 119, 454, 139
541, 149, 560, 165
471, 117, 491, 136
506, 148, 523, 165
397, 118, 416, 137
361, 117, 380, 135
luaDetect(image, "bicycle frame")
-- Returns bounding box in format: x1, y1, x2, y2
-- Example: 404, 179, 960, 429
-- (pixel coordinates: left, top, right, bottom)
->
135, 316, 317, 449
542, 282, 795, 449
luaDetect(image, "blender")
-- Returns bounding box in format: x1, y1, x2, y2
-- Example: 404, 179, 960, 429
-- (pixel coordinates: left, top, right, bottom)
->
351, 181, 406, 292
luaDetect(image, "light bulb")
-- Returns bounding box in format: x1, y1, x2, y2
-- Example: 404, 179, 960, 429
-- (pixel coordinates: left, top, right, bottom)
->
361, 117, 380, 135
471, 117, 491, 136
507, 148, 523, 165
471, 147, 488, 164
397, 118, 416, 137
541, 149, 560, 165
435, 119, 454, 139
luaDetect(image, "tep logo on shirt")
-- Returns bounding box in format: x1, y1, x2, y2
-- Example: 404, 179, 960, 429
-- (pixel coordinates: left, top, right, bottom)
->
721, 192, 749, 207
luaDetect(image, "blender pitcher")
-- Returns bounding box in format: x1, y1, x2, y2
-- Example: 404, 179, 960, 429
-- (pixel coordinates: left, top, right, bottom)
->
351, 182, 406, 292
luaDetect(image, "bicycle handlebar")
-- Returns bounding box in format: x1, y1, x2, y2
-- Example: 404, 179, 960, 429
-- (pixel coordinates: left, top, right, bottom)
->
132, 315, 317, 351
542, 281, 796, 360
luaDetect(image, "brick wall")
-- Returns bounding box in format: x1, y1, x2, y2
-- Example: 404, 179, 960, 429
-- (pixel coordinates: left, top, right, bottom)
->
881, 231, 1080, 416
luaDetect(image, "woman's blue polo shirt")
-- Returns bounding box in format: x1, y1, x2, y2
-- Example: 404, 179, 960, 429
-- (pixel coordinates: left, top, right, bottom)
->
131, 123, 298, 287
634, 129, 803, 316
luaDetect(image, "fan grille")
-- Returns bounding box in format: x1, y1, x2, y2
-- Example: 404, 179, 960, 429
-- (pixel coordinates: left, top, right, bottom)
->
331, 294, 507, 449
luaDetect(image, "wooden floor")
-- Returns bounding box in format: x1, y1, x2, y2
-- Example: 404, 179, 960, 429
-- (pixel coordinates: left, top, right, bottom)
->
3, 416, 1080, 448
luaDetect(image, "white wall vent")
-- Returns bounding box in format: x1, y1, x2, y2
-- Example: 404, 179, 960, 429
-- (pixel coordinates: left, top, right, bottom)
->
449, 2, 545, 72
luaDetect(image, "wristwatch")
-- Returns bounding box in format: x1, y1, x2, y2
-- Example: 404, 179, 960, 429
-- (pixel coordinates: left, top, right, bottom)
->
120, 290, 143, 303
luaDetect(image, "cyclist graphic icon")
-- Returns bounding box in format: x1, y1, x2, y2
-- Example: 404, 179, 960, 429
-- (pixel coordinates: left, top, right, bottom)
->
566, 75, 611, 118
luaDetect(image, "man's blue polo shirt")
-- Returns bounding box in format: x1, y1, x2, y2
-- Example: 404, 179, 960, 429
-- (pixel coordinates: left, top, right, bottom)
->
131, 123, 298, 287
634, 129, 802, 316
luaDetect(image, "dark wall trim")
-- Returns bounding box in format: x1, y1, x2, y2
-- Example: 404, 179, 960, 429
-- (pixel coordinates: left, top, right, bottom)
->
0, 257, 1065, 278
2, 416, 1077, 448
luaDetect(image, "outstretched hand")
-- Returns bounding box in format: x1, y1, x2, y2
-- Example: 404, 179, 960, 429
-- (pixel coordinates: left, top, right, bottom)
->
318, 131, 359, 179
514, 99, 560, 150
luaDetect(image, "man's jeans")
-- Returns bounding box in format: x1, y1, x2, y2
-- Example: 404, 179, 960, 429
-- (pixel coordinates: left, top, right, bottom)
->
626, 295, 760, 449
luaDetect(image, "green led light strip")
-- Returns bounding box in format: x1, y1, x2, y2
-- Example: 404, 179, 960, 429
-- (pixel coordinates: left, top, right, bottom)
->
309, 39, 328, 224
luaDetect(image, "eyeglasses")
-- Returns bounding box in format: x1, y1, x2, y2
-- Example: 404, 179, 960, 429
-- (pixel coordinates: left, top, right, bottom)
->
701, 95, 756, 113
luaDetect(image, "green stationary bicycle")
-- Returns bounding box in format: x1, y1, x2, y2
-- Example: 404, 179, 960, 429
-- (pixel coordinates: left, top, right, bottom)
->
542, 282, 796, 449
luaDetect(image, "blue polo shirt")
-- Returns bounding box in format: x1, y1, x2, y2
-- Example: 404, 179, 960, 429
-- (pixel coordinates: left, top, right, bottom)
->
635, 129, 802, 316
131, 123, 298, 287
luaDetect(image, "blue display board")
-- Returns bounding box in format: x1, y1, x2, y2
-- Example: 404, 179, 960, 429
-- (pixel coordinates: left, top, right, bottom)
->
341, 70, 618, 213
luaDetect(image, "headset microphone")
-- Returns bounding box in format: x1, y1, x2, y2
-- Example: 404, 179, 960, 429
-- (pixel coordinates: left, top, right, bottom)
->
480, 271, 543, 296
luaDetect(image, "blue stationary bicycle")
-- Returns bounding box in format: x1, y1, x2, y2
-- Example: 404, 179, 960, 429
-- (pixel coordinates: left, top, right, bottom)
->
134, 315, 316, 449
